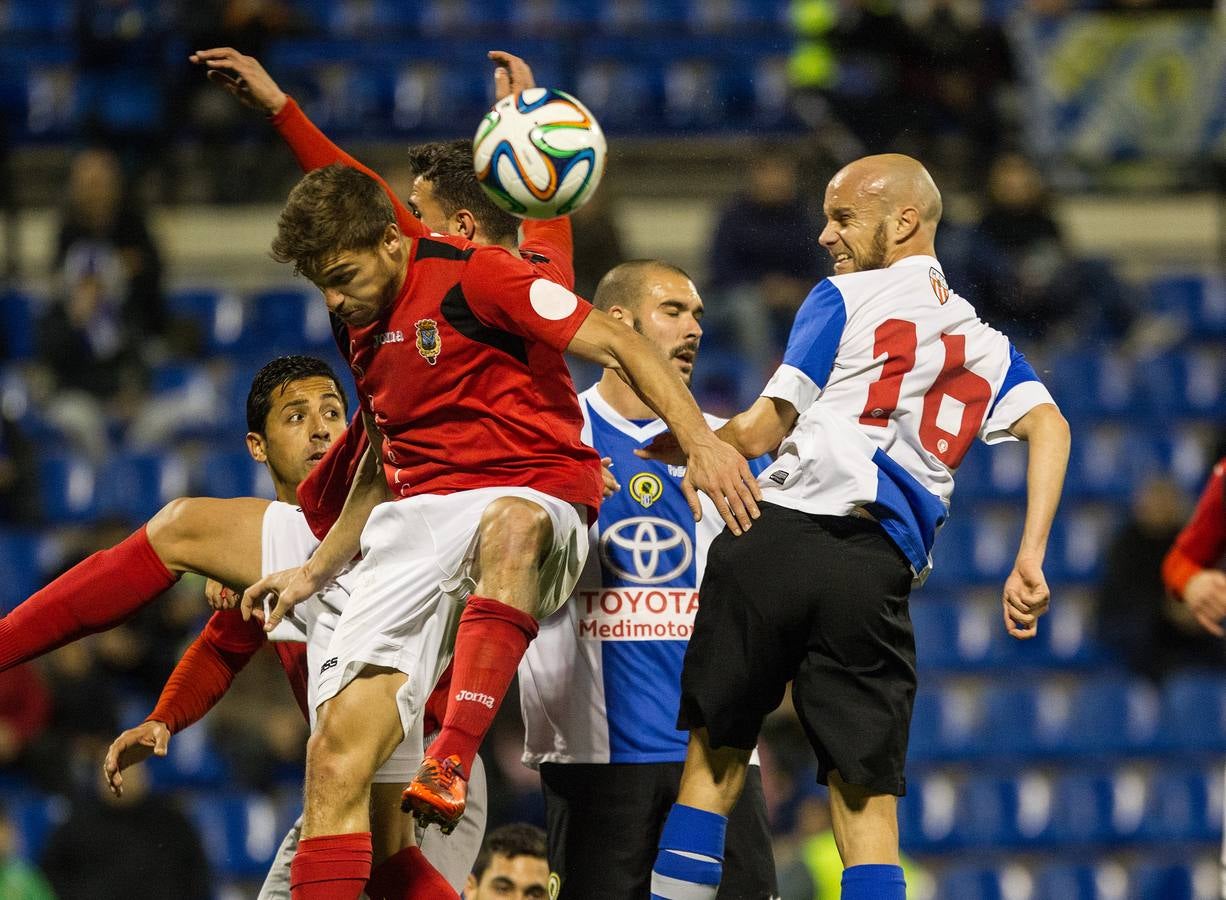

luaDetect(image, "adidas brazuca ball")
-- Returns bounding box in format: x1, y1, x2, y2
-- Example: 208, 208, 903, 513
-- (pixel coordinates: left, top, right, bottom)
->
473, 87, 607, 219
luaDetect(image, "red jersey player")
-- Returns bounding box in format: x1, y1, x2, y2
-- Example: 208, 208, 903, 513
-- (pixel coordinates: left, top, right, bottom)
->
196, 48, 759, 900
1163, 457, 1226, 634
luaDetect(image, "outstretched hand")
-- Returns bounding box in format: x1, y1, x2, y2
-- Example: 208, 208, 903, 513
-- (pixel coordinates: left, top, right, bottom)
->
103, 720, 170, 798
241, 566, 320, 633
190, 47, 288, 116
1002, 556, 1051, 639
489, 50, 536, 101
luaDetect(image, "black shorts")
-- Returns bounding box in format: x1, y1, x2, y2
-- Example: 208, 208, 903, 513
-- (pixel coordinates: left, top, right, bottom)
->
678, 503, 916, 796
540, 761, 777, 900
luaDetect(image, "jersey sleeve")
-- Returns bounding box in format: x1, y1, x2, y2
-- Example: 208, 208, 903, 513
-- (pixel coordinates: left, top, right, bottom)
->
979, 345, 1057, 445
760, 280, 847, 413
520, 218, 575, 290
297, 414, 370, 541
1163, 460, 1226, 597
460, 245, 594, 352
147, 613, 260, 733
269, 96, 428, 240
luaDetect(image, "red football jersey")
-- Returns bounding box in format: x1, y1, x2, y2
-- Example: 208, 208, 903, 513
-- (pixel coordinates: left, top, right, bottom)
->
339, 237, 602, 513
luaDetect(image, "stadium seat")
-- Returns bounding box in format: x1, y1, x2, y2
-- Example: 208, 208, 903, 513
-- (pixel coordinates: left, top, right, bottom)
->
186, 792, 289, 878
0, 290, 39, 359
1141, 348, 1226, 420
909, 682, 986, 761
934, 864, 1034, 900
38, 455, 97, 524
7, 792, 67, 862
1136, 766, 1222, 843
96, 452, 189, 522
910, 599, 962, 670
1047, 350, 1139, 422
0, 530, 48, 613
1034, 862, 1107, 900
1043, 771, 1116, 845
1149, 273, 1226, 337
1063, 677, 1160, 756
200, 450, 275, 501
242, 287, 326, 354
1128, 860, 1196, 900
146, 724, 229, 791
1161, 670, 1226, 752
1045, 504, 1120, 583
168, 288, 246, 353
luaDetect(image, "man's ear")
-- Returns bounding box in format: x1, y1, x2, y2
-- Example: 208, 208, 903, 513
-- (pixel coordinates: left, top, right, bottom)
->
246, 432, 268, 464
894, 205, 921, 243
453, 209, 478, 241
381, 222, 402, 254
607, 305, 631, 325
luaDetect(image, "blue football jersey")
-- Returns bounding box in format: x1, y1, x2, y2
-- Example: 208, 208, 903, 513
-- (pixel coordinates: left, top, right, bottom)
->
519, 385, 769, 765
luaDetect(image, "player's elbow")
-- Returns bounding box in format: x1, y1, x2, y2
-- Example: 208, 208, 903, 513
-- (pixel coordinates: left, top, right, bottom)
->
1016, 403, 1069, 446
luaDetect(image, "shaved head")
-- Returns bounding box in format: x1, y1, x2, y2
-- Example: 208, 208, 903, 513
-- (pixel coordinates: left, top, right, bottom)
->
830, 154, 943, 224
592, 259, 693, 312
819, 154, 942, 274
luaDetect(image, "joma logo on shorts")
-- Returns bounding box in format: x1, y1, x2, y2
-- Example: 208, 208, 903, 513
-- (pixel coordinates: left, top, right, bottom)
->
455, 689, 495, 709
320, 657, 338, 674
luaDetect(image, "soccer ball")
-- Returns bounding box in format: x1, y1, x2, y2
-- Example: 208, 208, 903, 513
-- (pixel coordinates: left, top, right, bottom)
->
473, 87, 607, 219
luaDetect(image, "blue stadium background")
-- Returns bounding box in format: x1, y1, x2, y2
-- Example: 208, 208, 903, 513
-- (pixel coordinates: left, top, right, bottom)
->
0, 1, 1222, 898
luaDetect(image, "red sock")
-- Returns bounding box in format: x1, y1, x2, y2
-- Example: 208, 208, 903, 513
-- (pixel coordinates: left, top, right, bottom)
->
0, 526, 177, 672
425, 595, 538, 775
290, 832, 372, 900
366, 846, 459, 900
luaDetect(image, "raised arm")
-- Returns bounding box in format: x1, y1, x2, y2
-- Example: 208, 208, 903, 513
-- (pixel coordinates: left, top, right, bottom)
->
242, 413, 392, 631
190, 47, 426, 237
1001, 402, 1070, 639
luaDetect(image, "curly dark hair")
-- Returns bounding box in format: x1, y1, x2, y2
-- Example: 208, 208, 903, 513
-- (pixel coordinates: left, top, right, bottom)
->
246, 355, 348, 433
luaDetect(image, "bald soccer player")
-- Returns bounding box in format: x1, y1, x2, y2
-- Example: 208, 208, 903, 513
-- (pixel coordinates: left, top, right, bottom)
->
646, 154, 1070, 900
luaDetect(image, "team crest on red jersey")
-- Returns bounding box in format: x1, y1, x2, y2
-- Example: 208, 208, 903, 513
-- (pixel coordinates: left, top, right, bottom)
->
929, 267, 950, 305
415, 319, 441, 365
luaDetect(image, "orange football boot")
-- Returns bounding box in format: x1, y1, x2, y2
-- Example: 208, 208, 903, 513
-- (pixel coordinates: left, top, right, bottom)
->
402, 754, 468, 834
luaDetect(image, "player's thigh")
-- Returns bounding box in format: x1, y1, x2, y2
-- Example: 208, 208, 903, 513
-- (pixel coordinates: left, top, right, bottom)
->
541, 762, 672, 900
720, 766, 778, 900
147, 496, 268, 586
792, 518, 915, 796
310, 666, 409, 780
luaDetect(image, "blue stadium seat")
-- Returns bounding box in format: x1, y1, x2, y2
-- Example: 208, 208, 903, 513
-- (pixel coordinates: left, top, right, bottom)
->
38, 455, 97, 524
1064, 677, 1160, 756
200, 450, 274, 500
149, 360, 209, 396
1161, 670, 1226, 752
1045, 504, 1120, 583
1149, 273, 1226, 337
168, 288, 245, 353
933, 866, 1010, 900
186, 792, 289, 878
898, 771, 960, 852
910, 600, 962, 670
1129, 860, 1195, 900
909, 682, 986, 761
1047, 350, 1139, 421
7, 792, 66, 862
0, 529, 47, 613
1136, 767, 1222, 843
1034, 863, 1101, 900
96, 452, 189, 522
0, 0, 73, 35
0, 290, 38, 359
1063, 425, 1144, 501
242, 288, 323, 354
146, 724, 229, 790
1044, 772, 1116, 845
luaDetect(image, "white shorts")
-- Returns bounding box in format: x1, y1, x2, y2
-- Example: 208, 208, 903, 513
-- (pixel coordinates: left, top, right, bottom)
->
315, 487, 589, 736
255, 751, 489, 898
259, 502, 422, 781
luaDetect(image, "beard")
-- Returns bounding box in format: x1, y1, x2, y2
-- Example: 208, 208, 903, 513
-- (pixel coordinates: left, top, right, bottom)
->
856, 220, 890, 272
632, 317, 696, 387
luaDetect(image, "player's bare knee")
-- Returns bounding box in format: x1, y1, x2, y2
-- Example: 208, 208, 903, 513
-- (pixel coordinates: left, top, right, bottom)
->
477, 497, 553, 567
305, 727, 363, 793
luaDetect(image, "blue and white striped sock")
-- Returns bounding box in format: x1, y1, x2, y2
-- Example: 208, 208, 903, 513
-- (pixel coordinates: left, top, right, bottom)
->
649, 804, 727, 900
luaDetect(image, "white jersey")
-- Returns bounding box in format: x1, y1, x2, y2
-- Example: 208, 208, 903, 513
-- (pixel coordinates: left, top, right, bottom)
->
758, 255, 1054, 581
519, 387, 769, 766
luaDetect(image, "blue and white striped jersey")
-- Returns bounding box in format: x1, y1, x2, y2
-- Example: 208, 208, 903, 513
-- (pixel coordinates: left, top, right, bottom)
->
757, 255, 1055, 581
519, 385, 768, 766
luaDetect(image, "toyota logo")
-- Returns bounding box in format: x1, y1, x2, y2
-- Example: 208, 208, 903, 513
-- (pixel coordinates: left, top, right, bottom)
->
600, 516, 693, 584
